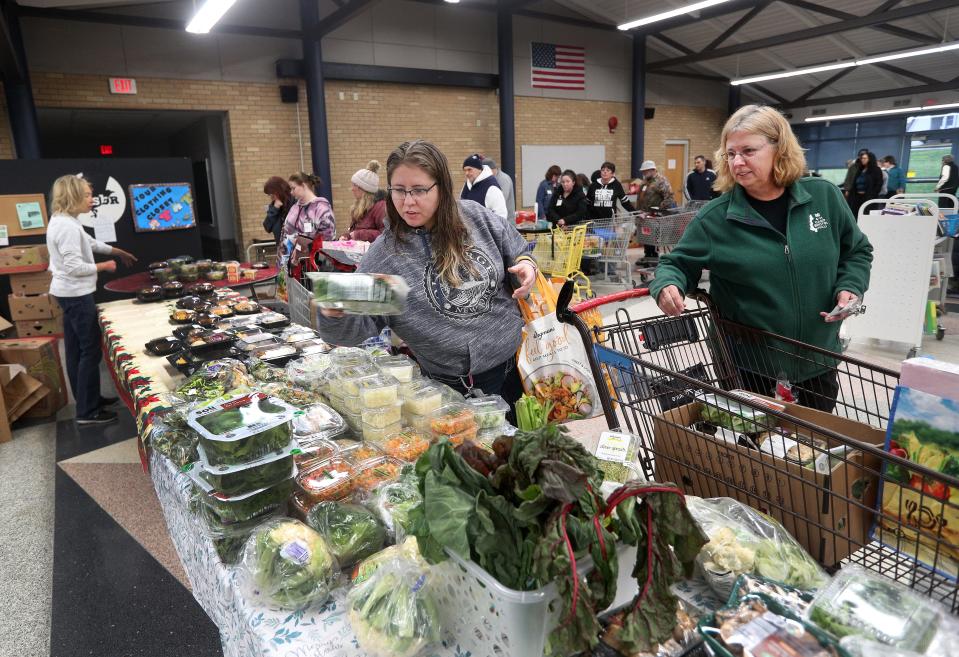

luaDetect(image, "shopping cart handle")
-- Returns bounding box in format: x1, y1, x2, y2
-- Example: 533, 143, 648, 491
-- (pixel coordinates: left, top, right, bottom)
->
566, 286, 650, 314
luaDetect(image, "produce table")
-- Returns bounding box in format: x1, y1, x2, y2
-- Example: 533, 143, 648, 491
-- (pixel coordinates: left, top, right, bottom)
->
104, 264, 278, 294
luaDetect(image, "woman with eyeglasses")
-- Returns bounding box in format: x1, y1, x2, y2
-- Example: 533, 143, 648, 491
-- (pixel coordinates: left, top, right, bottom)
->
650, 105, 873, 412
317, 140, 537, 406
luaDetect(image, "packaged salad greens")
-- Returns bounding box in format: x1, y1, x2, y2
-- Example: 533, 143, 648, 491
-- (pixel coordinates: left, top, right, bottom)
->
307, 272, 410, 316
188, 470, 294, 524
592, 430, 643, 485
149, 407, 199, 467
366, 477, 422, 541
698, 391, 778, 435
687, 497, 827, 599
186, 392, 296, 467
195, 502, 285, 564
240, 518, 339, 609
174, 358, 253, 402
807, 565, 946, 653
347, 553, 440, 657
192, 443, 298, 496
285, 354, 333, 391
306, 501, 387, 568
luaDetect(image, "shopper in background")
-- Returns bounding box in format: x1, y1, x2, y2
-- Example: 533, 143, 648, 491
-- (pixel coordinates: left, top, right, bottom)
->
284, 172, 336, 242
651, 105, 873, 412
587, 161, 634, 221
635, 160, 677, 262
340, 160, 387, 242
461, 153, 507, 219
880, 155, 906, 198
841, 148, 869, 199
847, 151, 884, 219
482, 157, 516, 222
262, 176, 293, 244
685, 155, 718, 201
935, 154, 959, 198
318, 140, 536, 406
575, 173, 591, 195
546, 169, 589, 227
536, 165, 561, 220
46, 175, 137, 426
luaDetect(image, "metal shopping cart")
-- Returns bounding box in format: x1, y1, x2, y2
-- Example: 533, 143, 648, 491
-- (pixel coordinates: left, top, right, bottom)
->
631, 207, 700, 285
556, 282, 959, 613
523, 223, 592, 299
587, 213, 636, 288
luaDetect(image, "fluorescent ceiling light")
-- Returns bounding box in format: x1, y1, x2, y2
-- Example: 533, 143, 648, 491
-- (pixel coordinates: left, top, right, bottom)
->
186, 0, 237, 34
732, 40, 959, 86
804, 101, 959, 123
444, 0, 460, 3
618, 0, 734, 30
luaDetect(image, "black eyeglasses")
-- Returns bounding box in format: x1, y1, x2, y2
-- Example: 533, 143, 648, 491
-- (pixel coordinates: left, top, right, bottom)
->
387, 183, 437, 201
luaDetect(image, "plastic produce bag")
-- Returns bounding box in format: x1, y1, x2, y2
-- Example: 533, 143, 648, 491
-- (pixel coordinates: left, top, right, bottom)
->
366, 477, 422, 542
306, 501, 386, 568
175, 358, 253, 402
347, 553, 441, 657
687, 497, 827, 599
240, 518, 339, 609
247, 357, 289, 384
195, 501, 284, 565
149, 407, 200, 467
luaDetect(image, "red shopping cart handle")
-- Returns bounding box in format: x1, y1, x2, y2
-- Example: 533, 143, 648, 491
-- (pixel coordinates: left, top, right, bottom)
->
569, 287, 650, 313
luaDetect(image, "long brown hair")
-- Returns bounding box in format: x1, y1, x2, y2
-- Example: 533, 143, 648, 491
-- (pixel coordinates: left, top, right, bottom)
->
263, 176, 292, 206
385, 140, 472, 287
350, 160, 380, 223
288, 171, 323, 192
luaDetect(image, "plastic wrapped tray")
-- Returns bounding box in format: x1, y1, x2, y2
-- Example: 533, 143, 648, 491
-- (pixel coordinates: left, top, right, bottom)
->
186, 392, 296, 467
306, 271, 409, 315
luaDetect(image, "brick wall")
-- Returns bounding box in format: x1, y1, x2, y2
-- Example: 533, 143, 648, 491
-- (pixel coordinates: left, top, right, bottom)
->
8, 72, 724, 247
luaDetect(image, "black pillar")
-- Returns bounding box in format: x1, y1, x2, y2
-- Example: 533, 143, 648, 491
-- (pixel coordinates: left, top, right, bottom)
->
299, 0, 332, 202
727, 85, 742, 116
3, 3, 40, 159
496, 3, 515, 181
630, 34, 646, 179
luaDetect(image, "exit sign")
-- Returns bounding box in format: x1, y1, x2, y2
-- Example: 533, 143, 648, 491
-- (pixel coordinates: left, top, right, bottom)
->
108, 78, 137, 95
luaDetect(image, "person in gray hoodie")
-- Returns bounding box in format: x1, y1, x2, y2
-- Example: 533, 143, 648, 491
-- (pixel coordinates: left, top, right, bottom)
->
318, 140, 537, 403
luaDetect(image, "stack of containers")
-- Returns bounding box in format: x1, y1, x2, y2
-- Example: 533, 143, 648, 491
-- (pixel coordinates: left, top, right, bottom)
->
429, 402, 479, 446
329, 364, 379, 431
465, 394, 510, 444
400, 379, 445, 433
182, 392, 301, 562
356, 374, 402, 442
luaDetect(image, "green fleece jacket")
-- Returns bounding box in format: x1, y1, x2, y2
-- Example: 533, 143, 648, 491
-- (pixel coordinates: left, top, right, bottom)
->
649, 177, 873, 382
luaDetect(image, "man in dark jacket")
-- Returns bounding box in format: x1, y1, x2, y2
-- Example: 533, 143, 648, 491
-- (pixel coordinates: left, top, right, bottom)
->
461, 153, 507, 219
935, 154, 959, 198
685, 155, 717, 201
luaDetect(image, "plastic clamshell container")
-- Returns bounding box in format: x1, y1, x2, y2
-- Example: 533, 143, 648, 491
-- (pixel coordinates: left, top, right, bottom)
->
339, 441, 384, 466
194, 443, 298, 496
397, 376, 426, 398
236, 331, 275, 347
382, 427, 431, 462
405, 412, 432, 434
296, 339, 332, 356
284, 329, 318, 343
351, 456, 404, 493
306, 271, 409, 316
291, 403, 345, 438
430, 403, 476, 436
436, 422, 478, 447
401, 381, 445, 417
357, 374, 399, 408
295, 457, 354, 504
186, 393, 296, 467
361, 420, 403, 444
465, 395, 510, 433
188, 469, 295, 524
343, 409, 363, 433
328, 346, 371, 368
806, 565, 943, 653
336, 365, 379, 396
292, 438, 338, 469
361, 400, 403, 430
373, 354, 418, 383
341, 394, 363, 415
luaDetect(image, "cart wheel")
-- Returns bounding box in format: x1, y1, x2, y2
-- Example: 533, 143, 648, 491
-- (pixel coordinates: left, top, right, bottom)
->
908, 347, 919, 358
937, 326, 946, 340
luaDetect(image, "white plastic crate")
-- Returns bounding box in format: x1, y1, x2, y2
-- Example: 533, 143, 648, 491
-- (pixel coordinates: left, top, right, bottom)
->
431, 544, 638, 657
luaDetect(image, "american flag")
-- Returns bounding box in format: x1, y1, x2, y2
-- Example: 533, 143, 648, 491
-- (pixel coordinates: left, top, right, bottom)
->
531, 42, 586, 90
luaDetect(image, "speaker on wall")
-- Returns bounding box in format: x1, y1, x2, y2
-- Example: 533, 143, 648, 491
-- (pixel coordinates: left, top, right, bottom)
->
280, 85, 299, 104
644, 107, 656, 120
275, 58, 304, 79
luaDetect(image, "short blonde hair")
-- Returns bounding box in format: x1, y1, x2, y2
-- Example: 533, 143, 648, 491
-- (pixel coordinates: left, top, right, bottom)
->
713, 105, 806, 194
50, 175, 91, 217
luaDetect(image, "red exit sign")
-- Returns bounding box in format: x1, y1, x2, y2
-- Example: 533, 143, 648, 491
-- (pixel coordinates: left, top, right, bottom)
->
108, 77, 137, 95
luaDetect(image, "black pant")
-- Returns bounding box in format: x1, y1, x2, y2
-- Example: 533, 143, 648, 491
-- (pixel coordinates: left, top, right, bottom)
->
427, 357, 524, 424
54, 294, 103, 419
737, 368, 840, 414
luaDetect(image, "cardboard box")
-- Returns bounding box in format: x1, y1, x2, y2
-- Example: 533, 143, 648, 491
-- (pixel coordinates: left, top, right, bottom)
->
8, 293, 62, 321
0, 337, 67, 416
15, 317, 64, 338
0, 315, 12, 335
0, 364, 48, 442
652, 398, 885, 566
9, 270, 52, 295
0, 245, 48, 272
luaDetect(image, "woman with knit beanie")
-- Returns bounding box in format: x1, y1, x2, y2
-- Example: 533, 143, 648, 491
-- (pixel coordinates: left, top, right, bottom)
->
341, 160, 387, 242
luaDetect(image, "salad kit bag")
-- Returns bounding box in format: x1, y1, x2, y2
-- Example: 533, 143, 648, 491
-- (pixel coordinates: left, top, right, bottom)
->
516, 270, 602, 421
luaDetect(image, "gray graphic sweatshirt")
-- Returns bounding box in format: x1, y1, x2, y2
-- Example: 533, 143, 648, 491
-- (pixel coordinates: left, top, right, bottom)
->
317, 200, 531, 377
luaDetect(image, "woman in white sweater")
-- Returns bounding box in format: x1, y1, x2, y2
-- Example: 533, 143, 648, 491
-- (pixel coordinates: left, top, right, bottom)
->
46, 175, 136, 425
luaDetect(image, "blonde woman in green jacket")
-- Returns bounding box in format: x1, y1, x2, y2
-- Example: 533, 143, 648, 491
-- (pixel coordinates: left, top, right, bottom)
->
650, 105, 873, 412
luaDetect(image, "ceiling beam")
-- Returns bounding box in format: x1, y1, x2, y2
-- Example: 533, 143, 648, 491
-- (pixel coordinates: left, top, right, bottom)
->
780, 0, 939, 44
16, 5, 302, 39
652, 69, 729, 82
651, 33, 695, 56
874, 62, 941, 86
305, 0, 377, 40
0, 4, 24, 83
647, 0, 956, 70
753, 83, 789, 104
781, 74, 959, 109
702, 1, 771, 51
789, 67, 854, 104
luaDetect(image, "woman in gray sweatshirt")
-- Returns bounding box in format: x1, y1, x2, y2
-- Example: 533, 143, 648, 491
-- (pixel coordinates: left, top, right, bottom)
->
318, 140, 537, 402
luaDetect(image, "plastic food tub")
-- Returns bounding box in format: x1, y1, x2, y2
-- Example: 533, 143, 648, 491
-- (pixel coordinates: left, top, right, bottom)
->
466, 395, 509, 433
360, 420, 403, 444
430, 544, 639, 657
373, 354, 419, 383
357, 374, 399, 408
186, 393, 296, 467
401, 380, 444, 417
360, 400, 403, 430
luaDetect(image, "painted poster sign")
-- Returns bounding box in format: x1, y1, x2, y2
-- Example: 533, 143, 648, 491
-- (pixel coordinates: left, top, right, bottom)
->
77, 174, 127, 227
129, 183, 196, 232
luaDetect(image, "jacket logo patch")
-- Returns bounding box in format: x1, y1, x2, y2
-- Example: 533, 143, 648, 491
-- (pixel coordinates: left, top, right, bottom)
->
808, 212, 828, 233
424, 246, 498, 320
